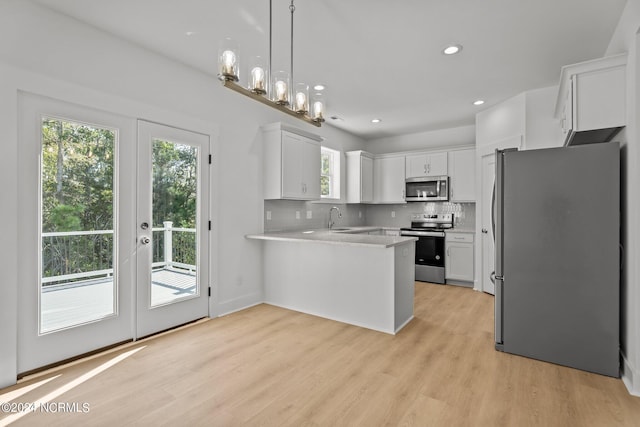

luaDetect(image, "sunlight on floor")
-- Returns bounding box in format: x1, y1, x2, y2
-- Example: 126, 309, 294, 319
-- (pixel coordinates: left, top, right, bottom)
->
0, 346, 145, 426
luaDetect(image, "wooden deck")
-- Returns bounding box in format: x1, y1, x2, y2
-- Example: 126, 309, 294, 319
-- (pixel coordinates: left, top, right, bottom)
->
41, 269, 196, 332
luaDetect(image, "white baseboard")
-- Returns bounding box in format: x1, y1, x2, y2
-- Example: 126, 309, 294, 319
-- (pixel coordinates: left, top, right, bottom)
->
622, 354, 640, 397
214, 293, 263, 317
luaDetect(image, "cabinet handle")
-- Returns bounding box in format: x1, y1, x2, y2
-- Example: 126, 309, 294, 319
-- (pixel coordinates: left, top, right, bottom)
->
427, 163, 431, 174
424, 164, 427, 174
447, 247, 450, 256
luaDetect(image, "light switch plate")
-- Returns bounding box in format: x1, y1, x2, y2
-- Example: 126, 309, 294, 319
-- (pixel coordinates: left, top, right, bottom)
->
295, 211, 301, 220
266, 211, 272, 220
306, 210, 312, 219
391, 211, 396, 218
359, 211, 362, 218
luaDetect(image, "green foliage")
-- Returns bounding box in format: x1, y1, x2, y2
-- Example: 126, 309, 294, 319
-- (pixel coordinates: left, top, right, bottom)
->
40, 119, 199, 280
320, 152, 331, 197
41, 118, 114, 233
49, 204, 84, 231
152, 140, 197, 228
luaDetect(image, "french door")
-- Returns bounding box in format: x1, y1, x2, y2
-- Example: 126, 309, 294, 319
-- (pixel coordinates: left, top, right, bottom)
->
17, 94, 209, 374
136, 121, 209, 338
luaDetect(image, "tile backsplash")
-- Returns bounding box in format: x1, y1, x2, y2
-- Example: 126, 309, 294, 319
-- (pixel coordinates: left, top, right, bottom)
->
264, 200, 366, 232
264, 200, 475, 232
365, 202, 476, 229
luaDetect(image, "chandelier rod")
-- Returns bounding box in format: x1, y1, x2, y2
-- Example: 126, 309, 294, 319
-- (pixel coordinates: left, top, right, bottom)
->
290, 0, 295, 85
269, 0, 273, 98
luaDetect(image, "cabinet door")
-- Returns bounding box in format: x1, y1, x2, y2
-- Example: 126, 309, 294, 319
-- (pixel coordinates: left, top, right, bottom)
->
375, 156, 406, 203
406, 154, 428, 178
449, 149, 476, 202
281, 132, 303, 198
574, 66, 625, 132
427, 152, 448, 176
361, 155, 374, 202
300, 138, 321, 199
445, 242, 474, 281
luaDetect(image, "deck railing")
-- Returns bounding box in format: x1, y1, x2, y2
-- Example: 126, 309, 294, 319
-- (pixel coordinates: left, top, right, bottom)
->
42, 221, 196, 286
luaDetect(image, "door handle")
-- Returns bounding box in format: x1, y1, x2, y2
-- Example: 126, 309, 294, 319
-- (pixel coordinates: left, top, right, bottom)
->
490, 271, 496, 284
482, 228, 488, 234
140, 236, 151, 245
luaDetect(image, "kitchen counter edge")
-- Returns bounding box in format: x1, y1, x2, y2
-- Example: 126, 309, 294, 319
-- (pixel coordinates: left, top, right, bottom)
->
246, 230, 417, 248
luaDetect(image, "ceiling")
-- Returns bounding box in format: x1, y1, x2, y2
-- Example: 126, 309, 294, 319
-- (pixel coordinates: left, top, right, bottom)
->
34, 0, 626, 140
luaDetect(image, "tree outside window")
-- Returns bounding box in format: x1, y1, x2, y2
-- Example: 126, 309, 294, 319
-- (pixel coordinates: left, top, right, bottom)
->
321, 147, 340, 199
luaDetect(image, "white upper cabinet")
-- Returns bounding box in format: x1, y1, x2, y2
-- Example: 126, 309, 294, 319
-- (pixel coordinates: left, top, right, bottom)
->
447, 149, 476, 202
262, 123, 322, 200
405, 152, 447, 178
346, 151, 374, 203
373, 155, 406, 204
555, 54, 626, 146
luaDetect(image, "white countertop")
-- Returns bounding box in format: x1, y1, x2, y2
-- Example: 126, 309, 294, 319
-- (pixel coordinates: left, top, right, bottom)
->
246, 228, 416, 248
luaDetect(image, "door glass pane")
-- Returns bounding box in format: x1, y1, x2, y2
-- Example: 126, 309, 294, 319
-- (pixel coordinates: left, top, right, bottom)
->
40, 118, 116, 333
151, 139, 198, 307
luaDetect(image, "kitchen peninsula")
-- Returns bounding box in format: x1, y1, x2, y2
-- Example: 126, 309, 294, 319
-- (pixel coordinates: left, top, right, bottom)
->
246, 229, 417, 334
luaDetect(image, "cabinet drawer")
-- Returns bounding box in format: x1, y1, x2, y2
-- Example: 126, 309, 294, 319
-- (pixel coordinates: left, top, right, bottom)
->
446, 233, 474, 243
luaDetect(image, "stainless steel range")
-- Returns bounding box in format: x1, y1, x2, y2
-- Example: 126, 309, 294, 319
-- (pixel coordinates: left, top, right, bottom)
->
400, 214, 453, 284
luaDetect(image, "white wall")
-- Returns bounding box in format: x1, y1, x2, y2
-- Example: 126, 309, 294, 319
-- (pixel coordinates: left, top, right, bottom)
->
605, 0, 640, 396
524, 86, 565, 150
476, 93, 526, 148
365, 125, 475, 154
0, 0, 365, 387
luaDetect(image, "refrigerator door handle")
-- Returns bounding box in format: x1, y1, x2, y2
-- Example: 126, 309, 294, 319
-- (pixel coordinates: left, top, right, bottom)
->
491, 181, 496, 242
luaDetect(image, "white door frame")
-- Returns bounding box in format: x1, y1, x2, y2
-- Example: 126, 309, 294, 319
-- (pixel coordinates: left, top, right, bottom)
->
475, 136, 523, 295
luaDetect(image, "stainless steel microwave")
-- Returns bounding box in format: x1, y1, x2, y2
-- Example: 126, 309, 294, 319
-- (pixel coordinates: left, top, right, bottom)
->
405, 176, 449, 202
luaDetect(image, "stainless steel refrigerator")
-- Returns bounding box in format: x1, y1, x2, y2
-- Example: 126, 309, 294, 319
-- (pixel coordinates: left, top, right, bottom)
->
494, 142, 620, 377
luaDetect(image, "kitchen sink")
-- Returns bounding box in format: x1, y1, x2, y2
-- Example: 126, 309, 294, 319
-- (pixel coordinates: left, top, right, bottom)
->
330, 227, 352, 231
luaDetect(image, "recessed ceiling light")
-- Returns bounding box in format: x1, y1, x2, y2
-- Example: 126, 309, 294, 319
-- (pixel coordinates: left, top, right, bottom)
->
442, 44, 462, 55
185, 31, 196, 36
313, 84, 325, 91
371, 119, 381, 123
473, 100, 485, 106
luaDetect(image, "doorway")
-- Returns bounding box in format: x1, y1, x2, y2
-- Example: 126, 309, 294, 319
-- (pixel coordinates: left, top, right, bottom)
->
17, 94, 210, 374
478, 136, 522, 296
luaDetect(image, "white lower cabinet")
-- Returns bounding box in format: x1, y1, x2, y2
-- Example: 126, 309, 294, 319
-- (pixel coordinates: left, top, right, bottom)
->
445, 232, 474, 283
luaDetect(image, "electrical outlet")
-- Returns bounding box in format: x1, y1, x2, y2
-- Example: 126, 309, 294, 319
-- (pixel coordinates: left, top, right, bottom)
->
266, 211, 272, 220
296, 211, 301, 220
359, 211, 362, 218
306, 210, 312, 219
391, 211, 396, 218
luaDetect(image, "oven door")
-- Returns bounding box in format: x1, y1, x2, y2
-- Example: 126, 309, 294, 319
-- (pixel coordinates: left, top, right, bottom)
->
401, 230, 444, 267
414, 233, 445, 267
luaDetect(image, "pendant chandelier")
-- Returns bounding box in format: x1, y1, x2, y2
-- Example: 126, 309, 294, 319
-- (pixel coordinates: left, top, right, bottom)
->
217, 0, 325, 127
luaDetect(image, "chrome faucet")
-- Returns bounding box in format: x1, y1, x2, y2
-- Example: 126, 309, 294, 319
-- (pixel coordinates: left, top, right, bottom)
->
328, 206, 342, 229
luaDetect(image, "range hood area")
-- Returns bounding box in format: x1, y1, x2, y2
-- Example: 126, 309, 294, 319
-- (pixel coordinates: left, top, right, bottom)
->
555, 54, 627, 147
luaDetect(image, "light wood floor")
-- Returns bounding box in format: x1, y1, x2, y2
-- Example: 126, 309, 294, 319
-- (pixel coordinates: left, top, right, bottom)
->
2, 282, 639, 426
